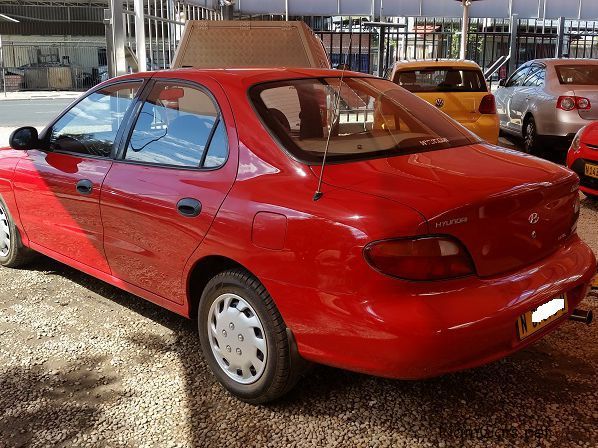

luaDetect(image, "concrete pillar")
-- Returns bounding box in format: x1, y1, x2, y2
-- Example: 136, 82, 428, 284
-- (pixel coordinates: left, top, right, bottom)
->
108, 0, 127, 76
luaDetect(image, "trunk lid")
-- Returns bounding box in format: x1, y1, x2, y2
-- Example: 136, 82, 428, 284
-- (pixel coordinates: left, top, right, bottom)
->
311, 144, 579, 277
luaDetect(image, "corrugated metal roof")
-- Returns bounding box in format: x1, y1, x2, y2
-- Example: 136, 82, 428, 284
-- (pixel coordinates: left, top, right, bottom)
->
235, 0, 598, 20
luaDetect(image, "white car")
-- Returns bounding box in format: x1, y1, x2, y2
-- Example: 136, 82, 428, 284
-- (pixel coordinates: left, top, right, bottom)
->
495, 58, 598, 153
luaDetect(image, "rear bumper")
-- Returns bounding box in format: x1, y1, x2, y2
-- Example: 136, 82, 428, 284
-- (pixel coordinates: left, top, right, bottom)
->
270, 235, 596, 379
569, 151, 598, 195
540, 110, 593, 138
461, 115, 500, 145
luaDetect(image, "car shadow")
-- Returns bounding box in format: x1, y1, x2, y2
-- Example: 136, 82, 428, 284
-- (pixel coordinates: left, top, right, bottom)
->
16, 256, 598, 447
0, 355, 118, 447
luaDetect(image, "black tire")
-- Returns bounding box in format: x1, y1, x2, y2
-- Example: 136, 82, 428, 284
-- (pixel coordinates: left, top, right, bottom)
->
197, 268, 306, 404
582, 192, 598, 201
523, 116, 541, 154
0, 197, 36, 268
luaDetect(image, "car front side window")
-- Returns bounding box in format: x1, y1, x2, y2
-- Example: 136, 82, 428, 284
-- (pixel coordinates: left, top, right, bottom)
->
49, 82, 141, 157
124, 81, 227, 169
506, 66, 530, 88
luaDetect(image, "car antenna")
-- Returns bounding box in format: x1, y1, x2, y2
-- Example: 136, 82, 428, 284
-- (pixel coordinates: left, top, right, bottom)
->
313, 54, 349, 201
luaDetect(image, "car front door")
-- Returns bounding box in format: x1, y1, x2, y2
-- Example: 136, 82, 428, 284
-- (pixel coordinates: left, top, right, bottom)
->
100, 77, 238, 304
495, 64, 530, 132
509, 63, 545, 132
12, 80, 143, 273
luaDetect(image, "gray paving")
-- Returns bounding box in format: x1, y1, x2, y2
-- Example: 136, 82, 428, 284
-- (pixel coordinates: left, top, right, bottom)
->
0, 98, 74, 127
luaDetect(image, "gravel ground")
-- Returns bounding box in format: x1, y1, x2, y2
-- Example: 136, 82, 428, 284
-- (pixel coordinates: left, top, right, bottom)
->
0, 195, 595, 448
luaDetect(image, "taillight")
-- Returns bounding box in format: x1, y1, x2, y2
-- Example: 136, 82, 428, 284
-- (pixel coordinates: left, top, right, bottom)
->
478, 94, 496, 114
557, 96, 591, 111
364, 236, 475, 281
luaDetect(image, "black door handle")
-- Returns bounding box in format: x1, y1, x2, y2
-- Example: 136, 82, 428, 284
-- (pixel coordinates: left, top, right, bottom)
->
76, 179, 93, 195
177, 198, 202, 217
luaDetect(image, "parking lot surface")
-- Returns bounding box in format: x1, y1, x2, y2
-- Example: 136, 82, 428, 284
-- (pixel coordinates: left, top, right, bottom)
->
0, 98, 596, 447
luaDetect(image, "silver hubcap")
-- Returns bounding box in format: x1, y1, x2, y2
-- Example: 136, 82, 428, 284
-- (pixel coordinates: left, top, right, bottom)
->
0, 205, 10, 257
208, 293, 267, 384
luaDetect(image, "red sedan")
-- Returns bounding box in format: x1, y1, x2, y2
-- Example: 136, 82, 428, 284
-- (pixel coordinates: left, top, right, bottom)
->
1, 68, 595, 403
568, 122, 598, 200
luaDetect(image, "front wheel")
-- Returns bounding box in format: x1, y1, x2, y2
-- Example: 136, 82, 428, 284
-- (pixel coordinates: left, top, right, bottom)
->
0, 198, 36, 268
198, 268, 305, 404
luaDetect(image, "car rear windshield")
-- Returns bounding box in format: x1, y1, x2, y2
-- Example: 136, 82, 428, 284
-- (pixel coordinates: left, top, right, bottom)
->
249, 77, 479, 164
393, 68, 487, 93
555, 65, 598, 85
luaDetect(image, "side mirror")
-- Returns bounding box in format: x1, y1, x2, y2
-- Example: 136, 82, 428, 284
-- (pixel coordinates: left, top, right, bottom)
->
498, 78, 507, 87
9, 126, 39, 151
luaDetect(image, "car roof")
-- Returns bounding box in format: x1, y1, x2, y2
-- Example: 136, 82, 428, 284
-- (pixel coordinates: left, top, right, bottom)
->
523, 58, 598, 66
148, 67, 375, 85
392, 59, 482, 70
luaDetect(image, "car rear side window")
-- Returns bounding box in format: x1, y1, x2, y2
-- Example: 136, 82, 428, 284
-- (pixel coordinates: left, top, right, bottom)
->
124, 82, 228, 168
49, 82, 140, 157
393, 68, 487, 92
555, 65, 598, 85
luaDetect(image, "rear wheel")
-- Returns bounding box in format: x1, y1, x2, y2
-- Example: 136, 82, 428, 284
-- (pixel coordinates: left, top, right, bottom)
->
523, 116, 541, 154
198, 268, 305, 403
0, 199, 36, 268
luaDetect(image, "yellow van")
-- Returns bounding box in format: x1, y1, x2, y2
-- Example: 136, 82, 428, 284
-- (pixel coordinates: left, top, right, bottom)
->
389, 60, 499, 144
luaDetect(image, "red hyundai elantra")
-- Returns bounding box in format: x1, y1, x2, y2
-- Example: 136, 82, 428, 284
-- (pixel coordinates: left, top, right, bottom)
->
568, 121, 598, 200
1, 68, 595, 403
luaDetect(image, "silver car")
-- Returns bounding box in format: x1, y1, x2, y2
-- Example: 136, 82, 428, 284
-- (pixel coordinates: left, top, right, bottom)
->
495, 58, 598, 153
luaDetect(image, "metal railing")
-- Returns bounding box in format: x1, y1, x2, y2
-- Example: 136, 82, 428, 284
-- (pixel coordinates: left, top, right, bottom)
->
105, 0, 221, 77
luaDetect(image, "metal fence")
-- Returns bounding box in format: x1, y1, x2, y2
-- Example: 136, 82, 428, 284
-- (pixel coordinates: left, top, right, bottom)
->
247, 14, 598, 80
111, 0, 221, 75
4, 10, 598, 92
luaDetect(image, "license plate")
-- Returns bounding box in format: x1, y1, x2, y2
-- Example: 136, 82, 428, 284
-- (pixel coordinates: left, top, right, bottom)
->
585, 163, 598, 179
516, 295, 568, 340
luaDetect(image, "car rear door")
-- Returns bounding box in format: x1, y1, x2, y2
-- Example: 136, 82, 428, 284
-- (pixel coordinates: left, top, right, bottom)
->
394, 67, 488, 124
100, 76, 238, 305
413, 68, 488, 124
12, 80, 143, 273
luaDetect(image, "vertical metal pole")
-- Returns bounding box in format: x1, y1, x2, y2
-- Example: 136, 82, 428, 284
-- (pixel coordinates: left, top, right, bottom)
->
460, 0, 470, 59
377, 25, 385, 77
104, 8, 115, 78
110, 0, 127, 75
556, 16, 565, 58
221, 4, 233, 20
508, 13, 518, 74
0, 35, 6, 97
134, 0, 147, 71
